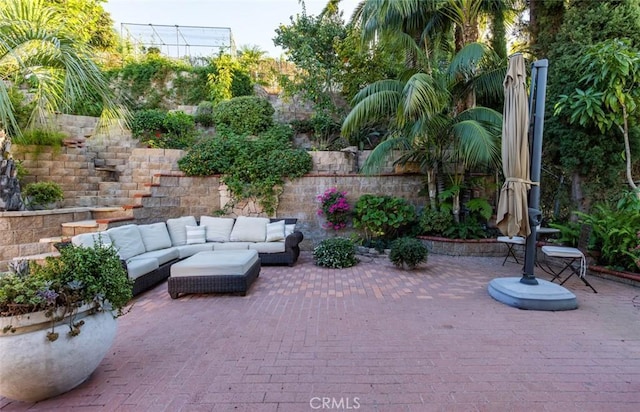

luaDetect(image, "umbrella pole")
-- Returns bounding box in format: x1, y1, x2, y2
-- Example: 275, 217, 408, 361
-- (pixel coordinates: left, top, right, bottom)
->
521, 59, 549, 285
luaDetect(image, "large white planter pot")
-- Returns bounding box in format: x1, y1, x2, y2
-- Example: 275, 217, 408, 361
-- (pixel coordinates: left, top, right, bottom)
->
0, 305, 117, 402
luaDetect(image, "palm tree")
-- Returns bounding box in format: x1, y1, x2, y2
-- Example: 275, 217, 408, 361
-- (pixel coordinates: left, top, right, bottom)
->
342, 42, 503, 222
0, 0, 125, 137
343, 0, 506, 222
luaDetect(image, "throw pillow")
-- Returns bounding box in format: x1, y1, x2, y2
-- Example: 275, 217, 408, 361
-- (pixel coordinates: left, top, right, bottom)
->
186, 225, 206, 244
199, 216, 235, 242
266, 220, 285, 242
285, 224, 296, 237
229, 216, 270, 242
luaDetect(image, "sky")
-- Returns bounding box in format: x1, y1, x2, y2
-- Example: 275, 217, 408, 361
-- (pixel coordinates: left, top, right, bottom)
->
102, 0, 360, 58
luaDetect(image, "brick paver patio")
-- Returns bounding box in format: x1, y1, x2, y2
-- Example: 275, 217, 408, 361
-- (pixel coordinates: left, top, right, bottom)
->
1, 252, 639, 411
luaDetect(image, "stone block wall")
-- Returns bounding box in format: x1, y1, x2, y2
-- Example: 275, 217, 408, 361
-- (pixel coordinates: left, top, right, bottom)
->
0, 208, 92, 270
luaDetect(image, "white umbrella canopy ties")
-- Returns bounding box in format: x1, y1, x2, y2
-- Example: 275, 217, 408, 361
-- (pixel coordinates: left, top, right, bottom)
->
496, 53, 533, 239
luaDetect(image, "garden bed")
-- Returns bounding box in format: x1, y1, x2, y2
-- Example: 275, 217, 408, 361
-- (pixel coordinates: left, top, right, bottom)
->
417, 236, 505, 257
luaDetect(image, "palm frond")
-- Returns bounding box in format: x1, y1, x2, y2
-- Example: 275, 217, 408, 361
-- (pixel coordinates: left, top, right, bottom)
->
360, 134, 408, 175
451, 119, 501, 168
342, 89, 401, 136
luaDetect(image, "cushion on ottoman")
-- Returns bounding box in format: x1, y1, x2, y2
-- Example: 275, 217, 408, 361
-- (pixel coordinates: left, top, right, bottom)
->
170, 250, 259, 278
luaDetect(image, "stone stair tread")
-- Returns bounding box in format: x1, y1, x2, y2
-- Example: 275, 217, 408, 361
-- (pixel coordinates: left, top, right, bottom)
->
61, 220, 99, 228
39, 236, 72, 244
89, 206, 124, 212
13, 252, 60, 261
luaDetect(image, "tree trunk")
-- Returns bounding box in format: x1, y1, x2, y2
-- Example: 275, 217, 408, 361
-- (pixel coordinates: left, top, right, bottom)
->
427, 168, 437, 210
620, 104, 638, 195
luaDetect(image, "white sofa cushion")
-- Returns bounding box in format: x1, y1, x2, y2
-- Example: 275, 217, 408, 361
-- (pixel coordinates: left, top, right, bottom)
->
199, 216, 235, 242
138, 222, 172, 251
107, 224, 146, 261
249, 242, 286, 253
186, 225, 206, 244
128, 248, 180, 266
166, 216, 197, 246
229, 216, 269, 242
266, 220, 285, 242
174, 243, 214, 259
285, 224, 296, 237
212, 242, 251, 251
125, 258, 159, 281
71, 231, 112, 248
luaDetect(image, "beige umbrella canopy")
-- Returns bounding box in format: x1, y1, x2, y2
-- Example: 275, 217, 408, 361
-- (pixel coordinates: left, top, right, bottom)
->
496, 54, 531, 238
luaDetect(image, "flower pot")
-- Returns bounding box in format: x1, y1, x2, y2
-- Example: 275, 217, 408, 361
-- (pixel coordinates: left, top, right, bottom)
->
0, 305, 117, 402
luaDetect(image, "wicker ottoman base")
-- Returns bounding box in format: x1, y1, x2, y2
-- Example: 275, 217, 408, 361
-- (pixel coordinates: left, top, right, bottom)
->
168, 250, 261, 298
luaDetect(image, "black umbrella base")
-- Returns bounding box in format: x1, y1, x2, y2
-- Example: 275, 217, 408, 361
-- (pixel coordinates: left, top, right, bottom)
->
488, 277, 578, 311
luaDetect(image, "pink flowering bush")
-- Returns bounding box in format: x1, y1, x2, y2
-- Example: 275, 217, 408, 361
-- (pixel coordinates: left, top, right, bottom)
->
317, 187, 351, 230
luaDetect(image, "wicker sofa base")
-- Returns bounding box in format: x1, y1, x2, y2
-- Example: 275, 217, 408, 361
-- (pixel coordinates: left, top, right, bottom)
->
168, 258, 261, 299
132, 259, 177, 296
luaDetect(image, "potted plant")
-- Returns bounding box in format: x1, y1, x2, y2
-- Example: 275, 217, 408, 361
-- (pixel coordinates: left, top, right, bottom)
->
0, 240, 133, 402
22, 181, 64, 210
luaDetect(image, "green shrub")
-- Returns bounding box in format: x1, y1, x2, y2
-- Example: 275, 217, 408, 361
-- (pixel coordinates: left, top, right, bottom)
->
13, 129, 66, 146
130, 109, 197, 149
353, 194, 417, 241
419, 208, 454, 236
130, 109, 165, 139
313, 237, 358, 269
22, 181, 64, 209
194, 101, 215, 127
212, 96, 274, 135
389, 237, 428, 269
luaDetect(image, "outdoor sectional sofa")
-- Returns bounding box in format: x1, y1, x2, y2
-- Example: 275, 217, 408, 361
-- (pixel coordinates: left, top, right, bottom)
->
71, 216, 303, 296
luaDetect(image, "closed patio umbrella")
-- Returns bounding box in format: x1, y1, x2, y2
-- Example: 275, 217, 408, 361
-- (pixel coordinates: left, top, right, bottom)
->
496, 54, 531, 238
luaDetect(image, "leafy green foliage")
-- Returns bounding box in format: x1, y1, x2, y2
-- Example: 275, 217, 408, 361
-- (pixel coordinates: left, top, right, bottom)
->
546, 0, 640, 207
1, 241, 133, 339
576, 192, 640, 272
555, 38, 640, 193
178, 125, 312, 215
353, 195, 417, 242
12, 129, 66, 146
273, 5, 347, 114
313, 237, 358, 269
22, 181, 64, 207
130, 109, 197, 149
212, 96, 274, 135
0, 0, 123, 136
419, 209, 454, 236
441, 219, 488, 240
194, 101, 215, 127
389, 237, 428, 270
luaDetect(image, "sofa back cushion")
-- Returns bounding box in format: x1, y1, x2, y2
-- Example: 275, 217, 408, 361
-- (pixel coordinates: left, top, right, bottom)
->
71, 231, 112, 248
229, 216, 270, 242
166, 216, 198, 246
107, 224, 146, 260
199, 216, 235, 242
138, 222, 172, 251
266, 220, 285, 242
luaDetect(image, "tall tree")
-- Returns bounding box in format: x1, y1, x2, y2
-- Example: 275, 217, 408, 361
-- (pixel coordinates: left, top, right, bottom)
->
545, 0, 640, 212
0, 0, 124, 136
